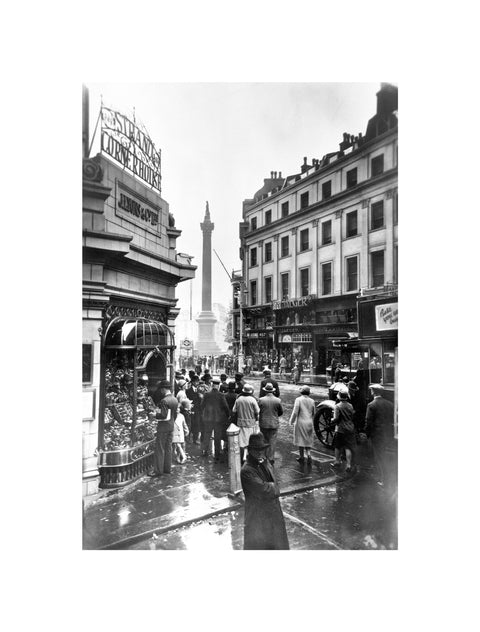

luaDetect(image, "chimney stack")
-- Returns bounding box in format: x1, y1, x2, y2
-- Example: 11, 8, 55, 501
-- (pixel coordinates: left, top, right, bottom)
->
279, 171, 282, 178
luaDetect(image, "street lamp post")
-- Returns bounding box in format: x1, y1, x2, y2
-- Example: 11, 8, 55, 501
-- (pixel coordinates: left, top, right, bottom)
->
237, 281, 245, 373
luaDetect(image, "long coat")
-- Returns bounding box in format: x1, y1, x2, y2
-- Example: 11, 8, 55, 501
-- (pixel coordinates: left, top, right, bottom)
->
240, 455, 289, 550
289, 394, 315, 447
365, 396, 394, 444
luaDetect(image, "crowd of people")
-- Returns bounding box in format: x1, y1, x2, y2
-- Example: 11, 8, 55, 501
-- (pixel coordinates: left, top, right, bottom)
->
146, 365, 394, 549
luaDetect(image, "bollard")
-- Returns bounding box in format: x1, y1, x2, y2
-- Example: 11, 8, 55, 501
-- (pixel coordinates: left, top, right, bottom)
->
227, 422, 242, 495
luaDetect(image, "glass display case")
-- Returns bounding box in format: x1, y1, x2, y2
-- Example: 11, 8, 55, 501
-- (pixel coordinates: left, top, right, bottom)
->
98, 317, 175, 488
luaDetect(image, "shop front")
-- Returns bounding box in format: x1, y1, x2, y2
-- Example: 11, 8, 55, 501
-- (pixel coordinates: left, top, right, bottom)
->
272, 294, 316, 372
332, 289, 398, 439
243, 307, 274, 371
82, 98, 196, 497
98, 314, 175, 488
312, 297, 358, 378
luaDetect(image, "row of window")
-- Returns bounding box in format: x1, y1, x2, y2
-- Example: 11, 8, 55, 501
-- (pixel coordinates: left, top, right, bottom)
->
250, 154, 387, 230
249, 197, 397, 267
248, 249, 396, 305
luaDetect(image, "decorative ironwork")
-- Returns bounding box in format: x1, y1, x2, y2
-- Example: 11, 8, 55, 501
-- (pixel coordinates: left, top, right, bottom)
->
104, 303, 166, 325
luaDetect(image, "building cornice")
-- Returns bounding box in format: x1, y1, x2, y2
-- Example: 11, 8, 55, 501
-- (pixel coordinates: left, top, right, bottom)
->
244, 127, 398, 215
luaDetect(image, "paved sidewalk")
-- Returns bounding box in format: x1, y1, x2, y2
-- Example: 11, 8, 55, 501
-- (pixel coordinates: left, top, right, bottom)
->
83, 432, 342, 550
82, 376, 391, 550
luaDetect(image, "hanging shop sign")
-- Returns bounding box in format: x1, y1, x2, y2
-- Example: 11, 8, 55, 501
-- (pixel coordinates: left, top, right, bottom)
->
375, 302, 398, 331
101, 106, 162, 192
272, 294, 316, 311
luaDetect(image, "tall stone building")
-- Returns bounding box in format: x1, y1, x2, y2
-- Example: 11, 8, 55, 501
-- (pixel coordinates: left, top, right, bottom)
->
237, 83, 398, 379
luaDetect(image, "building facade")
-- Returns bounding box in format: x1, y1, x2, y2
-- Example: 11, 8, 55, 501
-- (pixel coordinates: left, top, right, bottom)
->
82, 101, 196, 497
238, 83, 398, 377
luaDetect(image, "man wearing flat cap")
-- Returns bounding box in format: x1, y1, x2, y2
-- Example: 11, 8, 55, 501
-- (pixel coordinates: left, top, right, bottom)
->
365, 384, 394, 487
241, 433, 289, 550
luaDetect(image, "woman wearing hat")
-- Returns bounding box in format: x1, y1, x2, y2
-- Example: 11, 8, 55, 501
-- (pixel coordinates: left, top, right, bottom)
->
289, 385, 315, 463
231, 384, 260, 462
331, 390, 356, 474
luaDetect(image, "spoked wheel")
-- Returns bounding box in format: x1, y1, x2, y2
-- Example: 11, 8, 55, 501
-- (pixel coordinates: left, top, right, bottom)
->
314, 407, 336, 449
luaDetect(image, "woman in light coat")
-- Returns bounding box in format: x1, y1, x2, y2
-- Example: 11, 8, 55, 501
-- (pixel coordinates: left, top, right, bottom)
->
289, 385, 315, 463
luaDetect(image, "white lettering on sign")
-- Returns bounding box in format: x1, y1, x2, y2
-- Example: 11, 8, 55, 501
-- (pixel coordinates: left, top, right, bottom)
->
375, 302, 398, 331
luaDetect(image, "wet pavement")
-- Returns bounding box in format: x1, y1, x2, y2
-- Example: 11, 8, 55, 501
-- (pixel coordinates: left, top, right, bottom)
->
129, 472, 397, 550
83, 376, 397, 550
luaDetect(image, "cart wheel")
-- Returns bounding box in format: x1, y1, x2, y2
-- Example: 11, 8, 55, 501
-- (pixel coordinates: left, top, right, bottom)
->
314, 407, 335, 449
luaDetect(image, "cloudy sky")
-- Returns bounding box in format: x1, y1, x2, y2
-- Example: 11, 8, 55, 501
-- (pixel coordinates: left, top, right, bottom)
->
86, 82, 380, 318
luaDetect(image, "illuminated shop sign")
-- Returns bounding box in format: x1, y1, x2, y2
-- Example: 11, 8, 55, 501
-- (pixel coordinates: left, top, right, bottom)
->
101, 106, 161, 192
272, 294, 316, 311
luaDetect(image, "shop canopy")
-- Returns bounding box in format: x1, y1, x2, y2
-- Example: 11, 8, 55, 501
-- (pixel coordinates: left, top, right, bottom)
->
104, 317, 174, 348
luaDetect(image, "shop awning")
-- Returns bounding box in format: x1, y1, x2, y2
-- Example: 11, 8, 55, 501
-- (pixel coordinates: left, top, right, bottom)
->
104, 317, 174, 348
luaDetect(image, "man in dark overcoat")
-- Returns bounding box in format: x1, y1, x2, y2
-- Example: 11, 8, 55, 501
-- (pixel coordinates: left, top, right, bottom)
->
365, 383, 394, 487
201, 377, 231, 460
240, 433, 289, 550
234, 372, 245, 395
258, 369, 280, 398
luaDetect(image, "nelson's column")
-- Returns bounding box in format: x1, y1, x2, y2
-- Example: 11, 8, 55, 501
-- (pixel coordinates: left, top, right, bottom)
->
195, 202, 222, 356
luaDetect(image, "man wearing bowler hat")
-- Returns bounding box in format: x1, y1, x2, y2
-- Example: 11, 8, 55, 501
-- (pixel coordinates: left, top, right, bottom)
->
240, 433, 289, 550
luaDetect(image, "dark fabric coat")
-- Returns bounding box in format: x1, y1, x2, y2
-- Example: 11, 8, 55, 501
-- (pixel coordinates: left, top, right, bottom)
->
241, 455, 289, 550
258, 394, 283, 429
224, 390, 238, 412
201, 389, 230, 425
365, 396, 394, 443
259, 377, 280, 398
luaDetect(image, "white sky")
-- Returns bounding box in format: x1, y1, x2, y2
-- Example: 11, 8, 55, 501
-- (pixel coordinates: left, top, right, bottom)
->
86, 82, 379, 316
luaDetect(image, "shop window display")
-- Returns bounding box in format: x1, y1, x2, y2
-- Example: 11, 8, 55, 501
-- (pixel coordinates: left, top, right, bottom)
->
98, 316, 175, 488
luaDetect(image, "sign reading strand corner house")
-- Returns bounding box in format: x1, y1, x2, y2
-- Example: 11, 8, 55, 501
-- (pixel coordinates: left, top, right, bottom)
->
375, 302, 398, 331
101, 106, 162, 192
